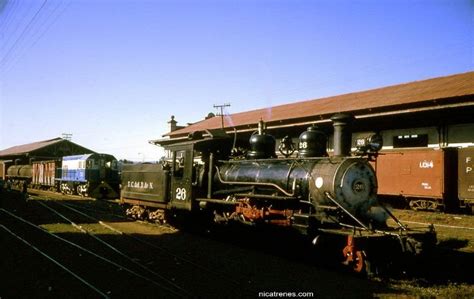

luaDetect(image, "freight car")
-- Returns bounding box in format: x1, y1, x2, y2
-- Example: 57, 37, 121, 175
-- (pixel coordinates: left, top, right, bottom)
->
458, 147, 474, 213
1, 153, 120, 199
5, 164, 32, 190
121, 114, 436, 275
373, 148, 458, 211
374, 147, 474, 213
31, 160, 58, 191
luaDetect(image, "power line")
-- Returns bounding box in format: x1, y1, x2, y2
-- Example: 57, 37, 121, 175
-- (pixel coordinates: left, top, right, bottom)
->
0, 0, 48, 69
0, 0, 19, 30
1, 0, 34, 52
4, 0, 70, 73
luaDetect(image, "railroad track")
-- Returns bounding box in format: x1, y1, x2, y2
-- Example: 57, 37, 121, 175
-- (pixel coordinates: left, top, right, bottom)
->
0, 220, 109, 298
23, 195, 255, 297
0, 207, 186, 298
52, 200, 244, 283
6, 194, 471, 297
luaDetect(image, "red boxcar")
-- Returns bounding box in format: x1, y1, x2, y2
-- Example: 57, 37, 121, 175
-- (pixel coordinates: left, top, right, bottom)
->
31, 160, 59, 191
373, 148, 458, 211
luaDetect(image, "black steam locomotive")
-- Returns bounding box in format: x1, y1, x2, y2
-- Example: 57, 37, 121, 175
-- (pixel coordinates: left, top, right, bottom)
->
121, 114, 436, 274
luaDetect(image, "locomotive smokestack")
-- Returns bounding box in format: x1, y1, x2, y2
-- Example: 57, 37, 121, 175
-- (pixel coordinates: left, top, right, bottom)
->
331, 113, 354, 157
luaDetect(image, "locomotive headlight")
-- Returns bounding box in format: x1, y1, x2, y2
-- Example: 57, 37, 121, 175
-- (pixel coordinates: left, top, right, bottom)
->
315, 177, 324, 189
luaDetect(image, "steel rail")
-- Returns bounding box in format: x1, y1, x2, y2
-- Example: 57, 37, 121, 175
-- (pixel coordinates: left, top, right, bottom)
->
36, 200, 192, 297
0, 208, 188, 298
0, 224, 110, 299
56, 200, 244, 288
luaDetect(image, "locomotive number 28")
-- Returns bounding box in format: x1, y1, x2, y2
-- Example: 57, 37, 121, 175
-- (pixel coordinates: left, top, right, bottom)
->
299, 141, 308, 149
175, 187, 187, 200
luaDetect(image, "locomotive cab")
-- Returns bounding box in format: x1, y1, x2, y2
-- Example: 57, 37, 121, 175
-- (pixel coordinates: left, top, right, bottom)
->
121, 132, 233, 218
165, 136, 233, 211
167, 145, 196, 211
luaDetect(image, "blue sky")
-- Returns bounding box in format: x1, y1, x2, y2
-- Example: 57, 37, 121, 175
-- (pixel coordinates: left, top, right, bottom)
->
0, 0, 472, 161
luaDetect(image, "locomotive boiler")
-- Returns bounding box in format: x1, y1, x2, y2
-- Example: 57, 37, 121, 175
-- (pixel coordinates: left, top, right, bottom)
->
121, 113, 436, 275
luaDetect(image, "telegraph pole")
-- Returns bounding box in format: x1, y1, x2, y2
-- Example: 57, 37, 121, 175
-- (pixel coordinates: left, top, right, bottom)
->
213, 103, 230, 128
62, 133, 72, 141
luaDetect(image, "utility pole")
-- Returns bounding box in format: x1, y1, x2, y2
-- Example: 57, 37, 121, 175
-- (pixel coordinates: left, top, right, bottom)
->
213, 103, 230, 129
62, 133, 72, 141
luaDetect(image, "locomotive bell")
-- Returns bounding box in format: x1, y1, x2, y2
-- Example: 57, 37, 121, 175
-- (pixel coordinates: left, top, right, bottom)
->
247, 119, 276, 159
298, 125, 328, 157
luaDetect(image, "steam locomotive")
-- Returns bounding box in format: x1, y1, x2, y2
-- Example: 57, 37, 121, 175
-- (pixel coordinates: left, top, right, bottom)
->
2, 153, 119, 199
120, 114, 436, 275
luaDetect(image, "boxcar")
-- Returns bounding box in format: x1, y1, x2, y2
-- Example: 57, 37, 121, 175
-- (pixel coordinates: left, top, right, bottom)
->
374, 148, 458, 211
458, 147, 474, 212
31, 160, 59, 191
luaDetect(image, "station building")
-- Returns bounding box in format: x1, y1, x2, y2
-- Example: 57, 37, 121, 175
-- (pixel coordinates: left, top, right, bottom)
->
154, 71, 474, 152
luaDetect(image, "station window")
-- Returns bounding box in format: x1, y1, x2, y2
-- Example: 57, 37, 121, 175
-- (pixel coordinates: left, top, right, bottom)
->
393, 134, 428, 148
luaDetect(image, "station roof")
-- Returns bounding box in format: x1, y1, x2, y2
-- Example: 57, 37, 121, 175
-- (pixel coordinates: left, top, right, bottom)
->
0, 138, 95, 160
163, 71, 474, 139
0, 138, 63, 156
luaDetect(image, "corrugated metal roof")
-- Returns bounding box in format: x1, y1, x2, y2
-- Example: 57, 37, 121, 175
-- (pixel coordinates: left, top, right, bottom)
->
166, 71, 474, 137
0, 138, 65, 156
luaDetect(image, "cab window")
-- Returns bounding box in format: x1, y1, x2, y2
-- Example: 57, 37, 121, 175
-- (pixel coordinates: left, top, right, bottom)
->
173, 150, 185, 177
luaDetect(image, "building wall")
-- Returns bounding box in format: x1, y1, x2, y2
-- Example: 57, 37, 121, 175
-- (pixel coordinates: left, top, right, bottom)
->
447, 123, 474, 148
273, 122, 474, 155
350, 123, 474, 151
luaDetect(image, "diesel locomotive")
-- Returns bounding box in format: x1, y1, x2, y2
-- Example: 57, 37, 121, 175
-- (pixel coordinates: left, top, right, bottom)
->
120, 114, 436, 275
2, 153, 119, 199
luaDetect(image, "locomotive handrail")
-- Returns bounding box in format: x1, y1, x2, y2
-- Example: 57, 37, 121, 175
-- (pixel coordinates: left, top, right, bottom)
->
380, 204, 407, 231
324, 192, 410, 237
234, 193, 296, 200
219, 156, 348, 163
214, 166, 296, 197
324, 191, 370, 231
